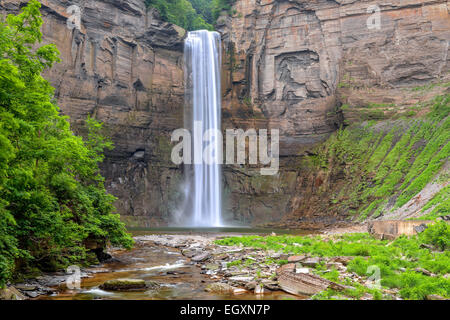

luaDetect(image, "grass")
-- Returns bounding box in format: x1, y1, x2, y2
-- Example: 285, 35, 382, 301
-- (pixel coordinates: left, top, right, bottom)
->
411, 81, 450, 92
307, 94, 449, 221
418, 185, 450, 220
215, 222, 450, 300
227, 260, 242, 268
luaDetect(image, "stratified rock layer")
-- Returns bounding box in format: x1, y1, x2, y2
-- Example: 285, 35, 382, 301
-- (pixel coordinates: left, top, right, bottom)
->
220, 0, 449, 134
1, 0, 448, 226
1, 0, 186, 226
219, 0, 450, 226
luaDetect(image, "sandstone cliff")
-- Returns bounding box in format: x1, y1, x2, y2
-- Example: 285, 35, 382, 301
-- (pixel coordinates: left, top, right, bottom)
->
220, 0, 449, 133
219, 0, 450, 227
1, 0, 448, 228
1, 0, 186, 227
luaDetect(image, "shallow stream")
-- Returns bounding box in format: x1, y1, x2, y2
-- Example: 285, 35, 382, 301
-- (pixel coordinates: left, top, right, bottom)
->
40, 228, 309, 300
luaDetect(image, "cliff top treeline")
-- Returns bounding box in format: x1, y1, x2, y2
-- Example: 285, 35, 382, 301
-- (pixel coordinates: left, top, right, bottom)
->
0, 1, 133, 288
145, 0, 235, 31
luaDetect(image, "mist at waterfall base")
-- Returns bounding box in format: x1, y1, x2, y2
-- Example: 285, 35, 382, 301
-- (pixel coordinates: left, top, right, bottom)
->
173, 30, 229, 228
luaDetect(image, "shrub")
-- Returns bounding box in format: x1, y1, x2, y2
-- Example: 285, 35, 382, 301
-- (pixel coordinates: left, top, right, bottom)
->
0, 1, 133, 287
420, 221, 450, 251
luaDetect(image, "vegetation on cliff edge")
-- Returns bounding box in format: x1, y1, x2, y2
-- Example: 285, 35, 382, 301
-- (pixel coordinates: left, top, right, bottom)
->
145, 0, 236, 30
303, 93, 449, 221
145, 0, 213, 31
0, 1, 133, 288
216, 221, 450, 300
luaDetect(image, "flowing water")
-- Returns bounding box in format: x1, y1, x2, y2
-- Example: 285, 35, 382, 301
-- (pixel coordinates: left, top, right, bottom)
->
183, 30, 223, 227
40, 229, 306, 300
37, 32, 308, 301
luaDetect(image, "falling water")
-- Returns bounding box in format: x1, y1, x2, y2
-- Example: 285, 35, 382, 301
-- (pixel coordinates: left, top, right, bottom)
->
183, 30, 222, 227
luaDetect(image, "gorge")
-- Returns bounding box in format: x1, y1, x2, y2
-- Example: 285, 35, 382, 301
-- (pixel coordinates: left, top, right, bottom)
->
0, 0, 449, 303
0, 0, 448, 229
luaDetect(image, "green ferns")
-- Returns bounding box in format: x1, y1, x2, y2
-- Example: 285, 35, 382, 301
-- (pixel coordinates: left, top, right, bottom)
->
0, 1, 133, 288
313, 94, 450, 221
420, 186, 450, 220
216, 223, 450, 300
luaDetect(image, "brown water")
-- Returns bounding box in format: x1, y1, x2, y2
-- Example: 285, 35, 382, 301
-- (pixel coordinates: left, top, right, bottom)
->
41, 229, 305, 300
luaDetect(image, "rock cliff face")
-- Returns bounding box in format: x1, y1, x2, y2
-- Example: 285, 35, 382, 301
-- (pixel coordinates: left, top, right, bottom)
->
219, 0, 449, 133
219, 0, 450, 226
1, 0, 186, 227
1, 0, 448, 227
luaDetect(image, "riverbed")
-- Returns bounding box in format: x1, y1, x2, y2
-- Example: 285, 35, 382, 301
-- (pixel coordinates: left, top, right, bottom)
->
39, 228, 310, 300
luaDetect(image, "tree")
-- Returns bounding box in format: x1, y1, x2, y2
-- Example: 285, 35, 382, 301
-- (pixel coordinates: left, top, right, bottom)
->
0, 0, 132, 288
146, 0, 213, 31
189, 0, 214, 24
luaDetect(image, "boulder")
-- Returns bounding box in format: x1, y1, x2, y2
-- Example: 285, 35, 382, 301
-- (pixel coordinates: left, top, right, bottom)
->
330, 256, 355, 266
245, 282, 257, 290
0, 286, 26, 300
278, 271, 345, 296
261, 280, 279, 291
181, 249, 197, 258
15, 284, 38, 291
296, 268, 310, 274
414, 224, 428, 234
276, 263, 296, 275
205, 283, 234, 294
302, 257, 321, 268
426, 294, 447, 300
228, 276, 254, 286
99, 279, 147, 291
191, 252, 211, 262
233, 288, 247, 295
24, 291, 39, 298
288, 255, 307, 263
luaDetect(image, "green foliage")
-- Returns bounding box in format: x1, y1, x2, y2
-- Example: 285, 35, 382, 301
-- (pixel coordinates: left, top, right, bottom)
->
427, 94, 450, 121
418, 186, 450, 220
307, 93, 450, 221
420, 221, 450, 251
190, 0, 214, 24
396, 272, 450, 300
320, 268, 340, 282
0, 1, 132, 288
411, 81, 450, 93
217, 232, 450, 300
145, 0, 236, 29
146, 0, 213, 31
226, 260, 242, 268
211, 0, 236, 22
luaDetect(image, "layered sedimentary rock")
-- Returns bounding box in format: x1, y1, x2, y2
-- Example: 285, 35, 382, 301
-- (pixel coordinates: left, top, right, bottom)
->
1, 0, 449, 227
220, 0, 450, 131
0, 0, 186, 226
219, 0, 450, 226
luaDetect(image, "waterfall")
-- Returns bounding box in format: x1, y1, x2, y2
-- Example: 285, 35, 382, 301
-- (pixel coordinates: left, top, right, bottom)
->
183, 30, 223, 227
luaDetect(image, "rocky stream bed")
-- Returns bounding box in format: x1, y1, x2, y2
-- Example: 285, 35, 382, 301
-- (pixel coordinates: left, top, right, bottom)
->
0, 226, 405, 301
3, 221, 448, 301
